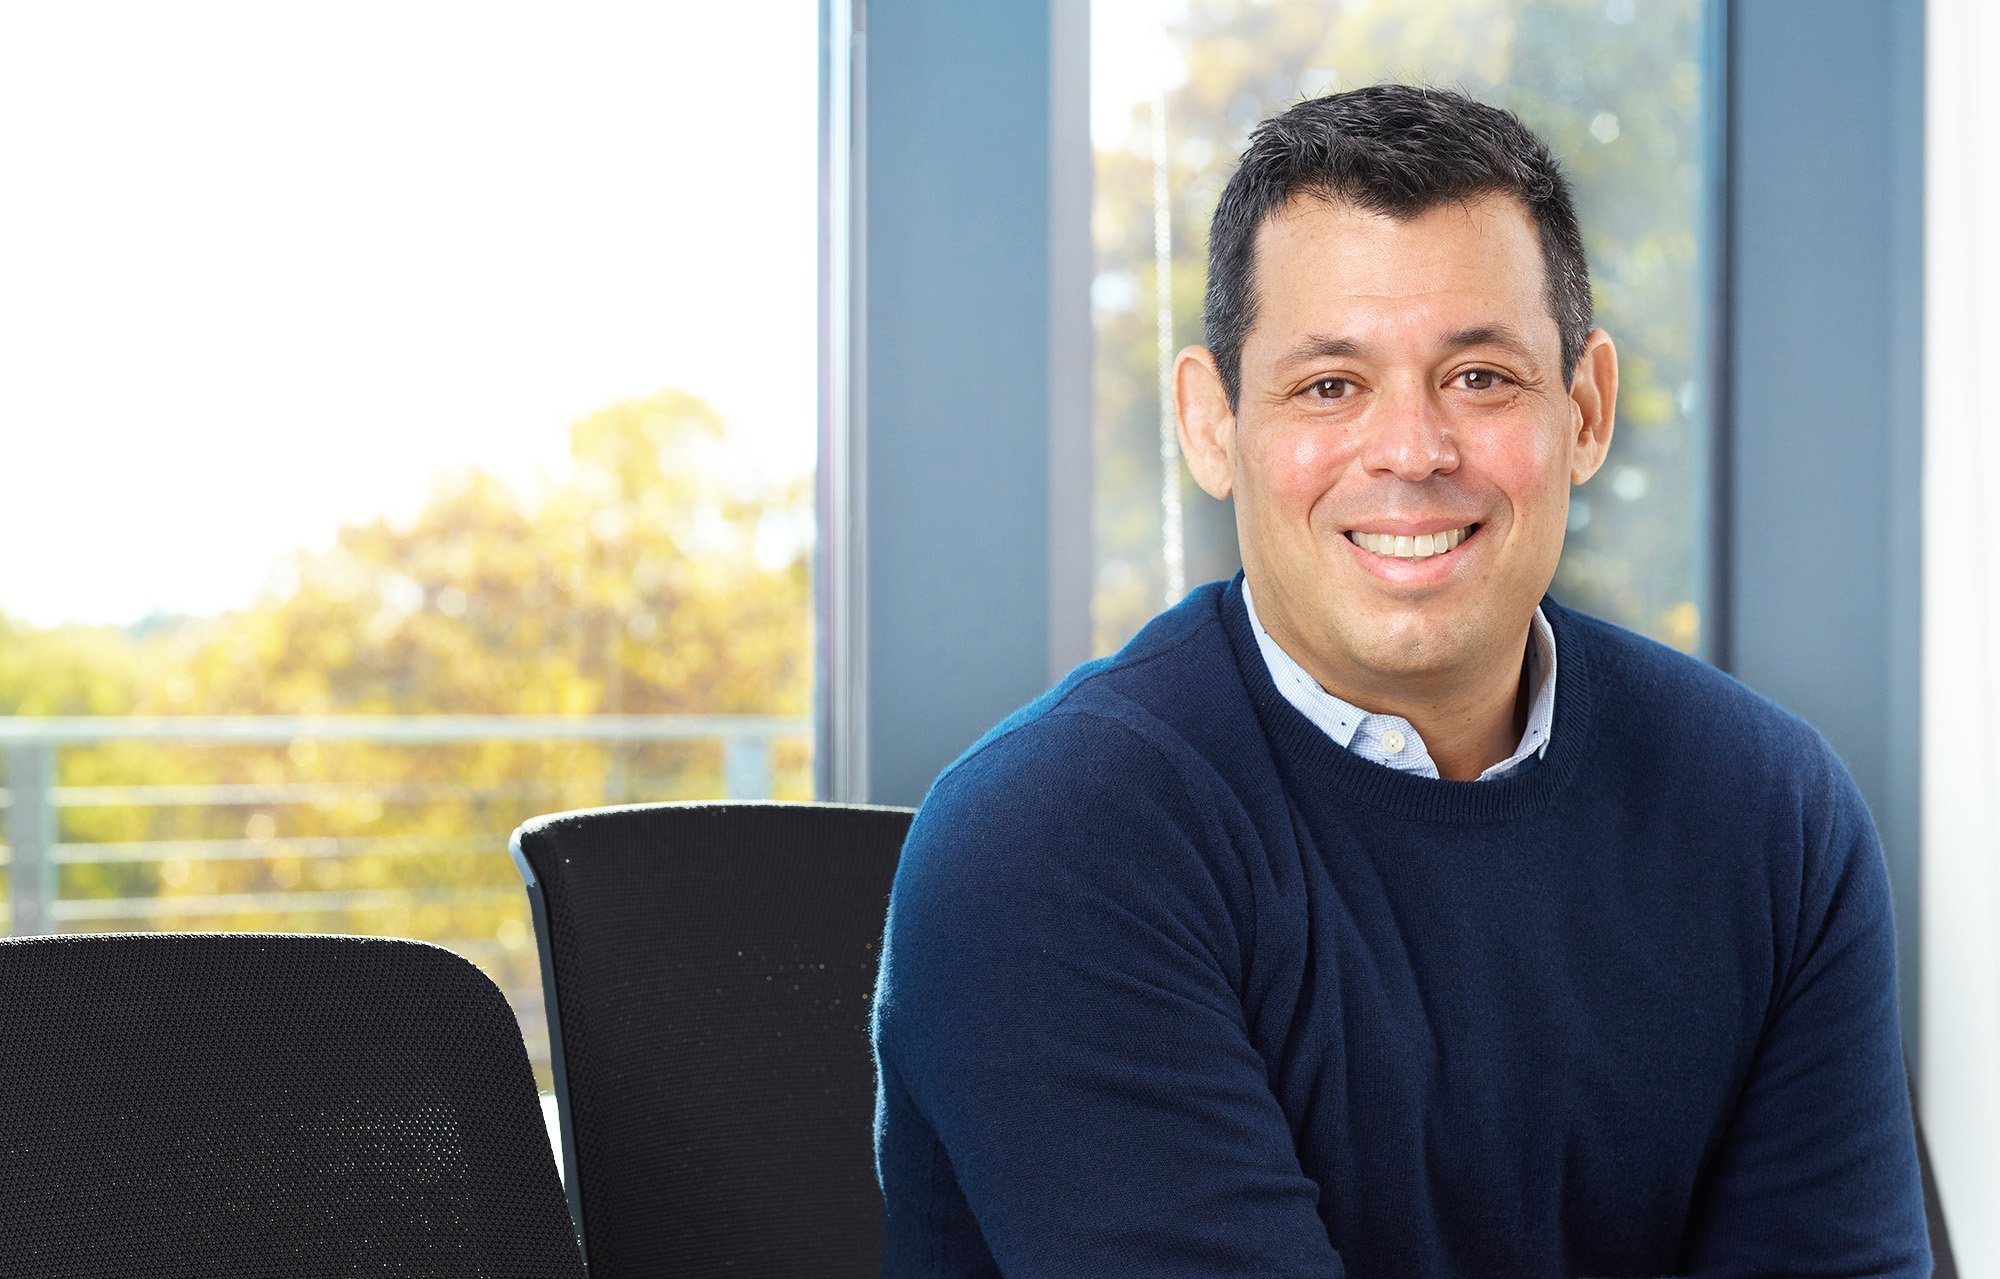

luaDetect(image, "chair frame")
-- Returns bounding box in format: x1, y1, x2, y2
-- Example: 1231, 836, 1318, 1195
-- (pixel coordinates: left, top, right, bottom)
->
512, 823, 589, 1258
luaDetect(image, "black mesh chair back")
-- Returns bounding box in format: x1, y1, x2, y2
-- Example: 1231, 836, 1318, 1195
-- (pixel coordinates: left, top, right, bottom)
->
0, 932, 584, 1278
511, 801, 912, 1279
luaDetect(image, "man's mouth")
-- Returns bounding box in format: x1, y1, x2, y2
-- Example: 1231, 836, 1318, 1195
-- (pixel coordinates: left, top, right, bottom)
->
1345, 524, 1475, 561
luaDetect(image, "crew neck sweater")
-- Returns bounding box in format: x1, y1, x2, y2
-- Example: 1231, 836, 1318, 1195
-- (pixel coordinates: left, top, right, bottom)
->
873, 576, 1928, 1278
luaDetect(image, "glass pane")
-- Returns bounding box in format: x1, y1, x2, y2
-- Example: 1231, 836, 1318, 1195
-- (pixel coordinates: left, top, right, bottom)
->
1091, 0, 1712, 658
0, 2, 819, 1088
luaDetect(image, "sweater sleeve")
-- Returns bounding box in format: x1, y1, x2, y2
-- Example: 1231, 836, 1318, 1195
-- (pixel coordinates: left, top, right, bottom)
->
1678, 745, 1930, 1278
873, 710, 1343, 1278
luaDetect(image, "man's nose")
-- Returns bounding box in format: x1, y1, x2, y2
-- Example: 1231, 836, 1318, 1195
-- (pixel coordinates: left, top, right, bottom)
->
1359, 380, 1459, 481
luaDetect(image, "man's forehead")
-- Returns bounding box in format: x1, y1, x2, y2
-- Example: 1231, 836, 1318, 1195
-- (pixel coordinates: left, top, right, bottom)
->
1244, 191, 1557, 359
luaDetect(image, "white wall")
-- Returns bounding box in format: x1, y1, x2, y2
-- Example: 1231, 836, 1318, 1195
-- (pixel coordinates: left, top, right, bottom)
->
1925, 0, 2000, 1269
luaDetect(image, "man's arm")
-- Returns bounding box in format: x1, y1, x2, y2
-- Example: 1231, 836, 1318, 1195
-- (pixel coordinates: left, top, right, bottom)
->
1678, 748, 1930, 1277
874, 711, 1343, 1277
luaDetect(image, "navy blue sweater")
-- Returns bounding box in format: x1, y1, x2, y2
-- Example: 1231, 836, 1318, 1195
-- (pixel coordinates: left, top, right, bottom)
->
873, 578, 1928, 1278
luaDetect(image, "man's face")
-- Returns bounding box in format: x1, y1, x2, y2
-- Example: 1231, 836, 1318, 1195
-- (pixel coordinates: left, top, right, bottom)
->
1179, 192, 1615, 702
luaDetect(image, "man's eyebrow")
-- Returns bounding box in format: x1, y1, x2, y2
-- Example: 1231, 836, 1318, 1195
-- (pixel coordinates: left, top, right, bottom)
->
1442, 324, 1537, 359
1277, 334, 1367, 367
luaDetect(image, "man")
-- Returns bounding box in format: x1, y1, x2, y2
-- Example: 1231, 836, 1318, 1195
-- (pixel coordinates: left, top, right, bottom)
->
873, 86, 1928, 1277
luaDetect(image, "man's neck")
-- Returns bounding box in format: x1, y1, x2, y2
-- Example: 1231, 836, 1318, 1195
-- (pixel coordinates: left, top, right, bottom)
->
1254, 594, 1534, 783
1349, 661, 1530, 781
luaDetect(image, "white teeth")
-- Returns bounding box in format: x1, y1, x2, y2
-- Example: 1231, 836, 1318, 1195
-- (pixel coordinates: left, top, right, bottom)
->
1347, 526, 1471, 560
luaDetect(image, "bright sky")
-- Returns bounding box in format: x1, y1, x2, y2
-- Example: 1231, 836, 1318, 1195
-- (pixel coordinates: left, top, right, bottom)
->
0, 2, 818, 627
1092, 0, 1189, 151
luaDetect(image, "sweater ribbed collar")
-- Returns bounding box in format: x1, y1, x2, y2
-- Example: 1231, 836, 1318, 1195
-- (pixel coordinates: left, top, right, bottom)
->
1215, 573, 1593, 826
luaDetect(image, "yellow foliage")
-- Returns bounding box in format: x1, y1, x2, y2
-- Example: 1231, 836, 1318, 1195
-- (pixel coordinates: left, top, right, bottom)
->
41, 388, 816, 723
0, 390, 811, 1083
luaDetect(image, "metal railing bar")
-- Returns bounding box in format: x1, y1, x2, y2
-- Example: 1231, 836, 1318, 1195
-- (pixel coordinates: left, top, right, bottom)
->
0, 715, 809, 744
47, 780, 603, 808
14, 777, 758, 811
4, 717, 802, 945
49, 833, 509, 864
51, 885, 522, 922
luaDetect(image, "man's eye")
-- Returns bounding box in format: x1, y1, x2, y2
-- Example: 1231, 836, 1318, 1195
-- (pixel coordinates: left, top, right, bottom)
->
1309, 378, 1352, 399
1457, 368, 1508, 391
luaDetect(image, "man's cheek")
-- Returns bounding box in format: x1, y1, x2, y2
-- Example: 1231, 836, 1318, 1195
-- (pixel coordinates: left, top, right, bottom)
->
1477, 437, 1567, 513
1256, 429, 1348, 513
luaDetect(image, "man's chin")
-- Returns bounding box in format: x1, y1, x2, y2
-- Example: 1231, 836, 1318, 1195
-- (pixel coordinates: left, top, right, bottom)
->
1315, 608, 1488, 687
1341, 638, 1475, 688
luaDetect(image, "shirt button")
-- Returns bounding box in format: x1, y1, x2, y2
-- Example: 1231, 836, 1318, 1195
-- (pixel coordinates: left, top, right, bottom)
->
1382, 729, 1406, 753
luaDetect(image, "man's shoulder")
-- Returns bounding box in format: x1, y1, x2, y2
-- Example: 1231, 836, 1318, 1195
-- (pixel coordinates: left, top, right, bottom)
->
889, 584, 1276, 930
1552, 600, 1848, 793
930, 581, 1249, 797
905, 582, 1272, 869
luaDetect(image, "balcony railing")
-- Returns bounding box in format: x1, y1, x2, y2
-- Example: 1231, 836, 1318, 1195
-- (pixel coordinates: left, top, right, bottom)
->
0, 714, 810, 1084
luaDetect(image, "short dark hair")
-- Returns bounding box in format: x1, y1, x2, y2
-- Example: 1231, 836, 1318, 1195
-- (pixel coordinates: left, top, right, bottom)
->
1203, 84, 1592, 408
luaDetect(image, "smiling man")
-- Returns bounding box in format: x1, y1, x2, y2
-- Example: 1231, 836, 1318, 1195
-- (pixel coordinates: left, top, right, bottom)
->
874, 87, 1928, 1277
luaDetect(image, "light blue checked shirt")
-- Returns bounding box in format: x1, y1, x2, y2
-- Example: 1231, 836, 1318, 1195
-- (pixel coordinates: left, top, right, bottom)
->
1241, 579, 1557, 781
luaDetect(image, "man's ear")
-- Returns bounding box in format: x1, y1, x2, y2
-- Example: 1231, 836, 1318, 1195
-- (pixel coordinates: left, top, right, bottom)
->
1568, 328, 1618, 485
1176, 346, 1237, 499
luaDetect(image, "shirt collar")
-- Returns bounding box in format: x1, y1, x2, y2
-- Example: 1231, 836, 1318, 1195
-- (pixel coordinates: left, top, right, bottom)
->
1240, 578, 1558, 782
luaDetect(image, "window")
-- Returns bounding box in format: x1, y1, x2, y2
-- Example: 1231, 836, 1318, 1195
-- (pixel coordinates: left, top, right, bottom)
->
0, 2, 819, 1087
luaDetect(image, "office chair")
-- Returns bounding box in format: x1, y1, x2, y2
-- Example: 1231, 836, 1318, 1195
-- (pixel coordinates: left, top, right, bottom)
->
512, 801, 911, 1279
0, 932, 584, 1278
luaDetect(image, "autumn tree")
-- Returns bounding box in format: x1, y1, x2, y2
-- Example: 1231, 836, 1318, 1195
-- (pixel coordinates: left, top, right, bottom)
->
2, 390, 810, 1078
147, 389, 809, 722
